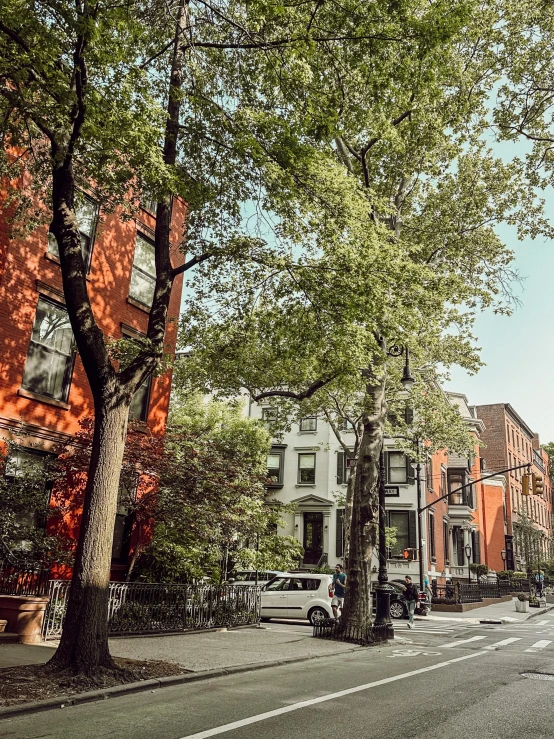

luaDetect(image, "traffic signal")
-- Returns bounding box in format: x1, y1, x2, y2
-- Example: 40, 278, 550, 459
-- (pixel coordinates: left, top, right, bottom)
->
522, 474, 531, 496
532, 473, 544, 495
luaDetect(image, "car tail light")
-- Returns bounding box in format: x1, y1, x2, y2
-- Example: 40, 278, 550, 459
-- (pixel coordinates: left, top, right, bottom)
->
329, 588, 334, 598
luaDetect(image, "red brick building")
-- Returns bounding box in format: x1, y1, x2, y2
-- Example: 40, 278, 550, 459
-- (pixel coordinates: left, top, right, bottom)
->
425, 393, 491, 584
476, 403, 552, 572
0, 192, 185, 577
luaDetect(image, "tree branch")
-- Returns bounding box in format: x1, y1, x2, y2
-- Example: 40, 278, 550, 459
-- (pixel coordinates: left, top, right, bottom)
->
171, 251, 212, 278
251, 376, 335, 402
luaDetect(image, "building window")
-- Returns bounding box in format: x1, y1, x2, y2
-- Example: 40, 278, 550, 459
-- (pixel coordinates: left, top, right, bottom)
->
386, 510, 416, 558
129, 234, 156, 307
298, 453, 316, 484
429, 513, 436, 560
448, 469, 472, 506
426, 458, 433, 493
5, 448, 54, 534
21, 297, 75, 402
443, 520, 450, 564
267, 449, 285, 486
385, 451, 408, 484
48, 194, 98, 271
111, 473, 137, 563
299, 417, 317, 432
336, 509, 345, 557
129, 377, 152, 422
336, 451, 353, 484
261, 407, 278, 427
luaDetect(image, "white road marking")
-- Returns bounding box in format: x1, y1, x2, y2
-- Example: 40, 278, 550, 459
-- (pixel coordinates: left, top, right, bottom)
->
483, 638, 521, 650
398, 629, 452, 635
436, 635, 487, 649
178, 652, 489, 739
535, 620, 550, 626
525, 640, 552, 652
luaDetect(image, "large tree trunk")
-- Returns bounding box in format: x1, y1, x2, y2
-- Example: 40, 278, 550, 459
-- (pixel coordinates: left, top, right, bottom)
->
341, 378, 386, 628
48, 396, 130, 673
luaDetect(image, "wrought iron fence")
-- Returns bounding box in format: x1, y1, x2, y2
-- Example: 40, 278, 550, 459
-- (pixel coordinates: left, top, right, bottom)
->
313, 618, 390, 645
0, 558, 51, 597
42, 581, 261, 639
431, 578, 534, 606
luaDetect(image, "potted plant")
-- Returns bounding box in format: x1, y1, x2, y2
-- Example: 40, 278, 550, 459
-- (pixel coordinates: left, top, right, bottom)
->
529, 595, 540, 608
515, 593, 529, 613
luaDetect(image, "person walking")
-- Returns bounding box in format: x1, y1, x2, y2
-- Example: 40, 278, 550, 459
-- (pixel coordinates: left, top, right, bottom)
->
332, 564, 347, 620
404, 575, 419, 628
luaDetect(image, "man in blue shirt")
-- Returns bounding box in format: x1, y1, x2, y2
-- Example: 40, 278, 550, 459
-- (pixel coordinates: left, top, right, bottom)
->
332, 564, 347, 619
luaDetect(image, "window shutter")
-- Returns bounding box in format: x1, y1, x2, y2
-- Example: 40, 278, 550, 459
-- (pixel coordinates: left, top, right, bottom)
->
337, 452, 345, 484
336, 509, 344, 557
404, 406, 414, 425
383, 451, 389, 484
472, 531, 480, 564
408, 511, 417, 549
406, 455, 415, 485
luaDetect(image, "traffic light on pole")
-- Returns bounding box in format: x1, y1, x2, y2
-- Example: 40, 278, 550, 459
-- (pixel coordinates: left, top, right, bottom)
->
522, 473, 531, 496
532, 473, 544, 495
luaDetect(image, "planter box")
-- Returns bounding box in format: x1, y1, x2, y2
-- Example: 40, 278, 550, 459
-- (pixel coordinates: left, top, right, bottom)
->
514, 599, 529, 613
0, 595, 49, 643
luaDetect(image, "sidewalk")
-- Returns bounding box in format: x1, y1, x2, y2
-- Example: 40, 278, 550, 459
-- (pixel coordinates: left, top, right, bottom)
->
0, 625, 366, 673
418, 600, 554, 624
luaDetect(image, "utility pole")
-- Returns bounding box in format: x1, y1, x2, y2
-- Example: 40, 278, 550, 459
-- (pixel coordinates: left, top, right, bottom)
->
416, 457, 424, 590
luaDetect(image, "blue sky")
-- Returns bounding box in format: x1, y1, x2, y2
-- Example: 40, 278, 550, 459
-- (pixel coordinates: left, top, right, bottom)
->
445, 221, 554, 443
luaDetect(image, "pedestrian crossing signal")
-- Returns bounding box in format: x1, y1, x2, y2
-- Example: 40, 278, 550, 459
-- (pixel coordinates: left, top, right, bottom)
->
532, 473, 544, 495
522, 474, 530, 496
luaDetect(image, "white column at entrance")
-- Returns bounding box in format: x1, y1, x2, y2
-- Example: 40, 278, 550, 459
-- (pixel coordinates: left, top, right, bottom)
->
323, 512, 331, 562
294, 511, 303, 545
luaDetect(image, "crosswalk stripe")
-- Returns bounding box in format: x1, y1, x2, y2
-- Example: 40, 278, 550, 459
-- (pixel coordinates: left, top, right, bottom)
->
525, 640, 552, 652
436, 635, 487, 649
483, 638, 521, 650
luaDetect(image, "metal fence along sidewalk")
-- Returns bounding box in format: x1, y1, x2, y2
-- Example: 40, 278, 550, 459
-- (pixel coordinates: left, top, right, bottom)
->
42, 581, 261, 639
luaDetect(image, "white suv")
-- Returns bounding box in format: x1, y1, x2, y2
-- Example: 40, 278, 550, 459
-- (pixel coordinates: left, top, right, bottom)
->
260, 574, 334, 625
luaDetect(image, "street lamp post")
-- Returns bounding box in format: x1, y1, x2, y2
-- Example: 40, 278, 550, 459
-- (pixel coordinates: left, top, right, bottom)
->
411, 453, 424, 591
373, 345, 414, 638
464, 543, 472, 585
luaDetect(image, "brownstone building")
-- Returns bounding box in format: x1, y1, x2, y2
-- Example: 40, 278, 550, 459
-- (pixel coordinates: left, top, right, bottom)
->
476, 404, 552, 572
0, 190, 185, 577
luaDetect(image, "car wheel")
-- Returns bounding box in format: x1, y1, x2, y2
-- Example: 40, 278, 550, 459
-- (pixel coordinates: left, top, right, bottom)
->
390, 601, 407, 620
308, 607, 329, 626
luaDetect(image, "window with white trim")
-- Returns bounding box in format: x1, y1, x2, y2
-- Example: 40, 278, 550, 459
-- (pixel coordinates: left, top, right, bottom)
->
129, 234, 156, 307
298, 453, 316, 484
21, 297, 75, 401
299, 417, 317, 432
48, 193, 98, 271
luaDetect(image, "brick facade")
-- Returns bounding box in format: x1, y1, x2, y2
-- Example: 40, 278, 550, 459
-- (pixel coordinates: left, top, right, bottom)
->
0, 194, 185, 576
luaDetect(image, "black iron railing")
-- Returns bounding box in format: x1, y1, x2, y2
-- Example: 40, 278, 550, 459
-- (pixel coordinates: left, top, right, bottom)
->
42, 581, 261, 639
0, 558, 51, 597
432, 578, 535, 605
313, 618, 390, 645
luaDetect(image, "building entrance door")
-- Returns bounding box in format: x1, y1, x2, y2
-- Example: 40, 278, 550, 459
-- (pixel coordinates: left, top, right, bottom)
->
303, 512, 323, 565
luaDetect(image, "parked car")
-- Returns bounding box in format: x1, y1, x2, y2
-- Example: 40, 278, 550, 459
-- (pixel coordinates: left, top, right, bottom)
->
228, 570, 285, 587
378, 580, 430, 618
260, 573, 334, 625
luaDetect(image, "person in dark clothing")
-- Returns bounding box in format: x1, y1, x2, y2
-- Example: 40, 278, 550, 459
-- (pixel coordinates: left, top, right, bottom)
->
404, 575, 419, 628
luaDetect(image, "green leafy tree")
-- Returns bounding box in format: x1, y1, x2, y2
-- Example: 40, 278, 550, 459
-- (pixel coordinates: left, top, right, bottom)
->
175, 0, 543, 629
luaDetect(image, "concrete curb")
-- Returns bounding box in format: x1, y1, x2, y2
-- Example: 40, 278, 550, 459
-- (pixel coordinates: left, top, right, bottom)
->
415, 602, 554, 625
0, 646, 367, 720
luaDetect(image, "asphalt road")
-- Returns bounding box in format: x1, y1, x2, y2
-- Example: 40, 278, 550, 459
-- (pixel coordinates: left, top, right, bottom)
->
2, 616, 554, 739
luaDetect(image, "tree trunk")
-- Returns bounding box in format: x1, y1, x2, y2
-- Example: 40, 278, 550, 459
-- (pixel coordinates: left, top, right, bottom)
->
48, 396, 129, 674
341, 378, 386, 628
